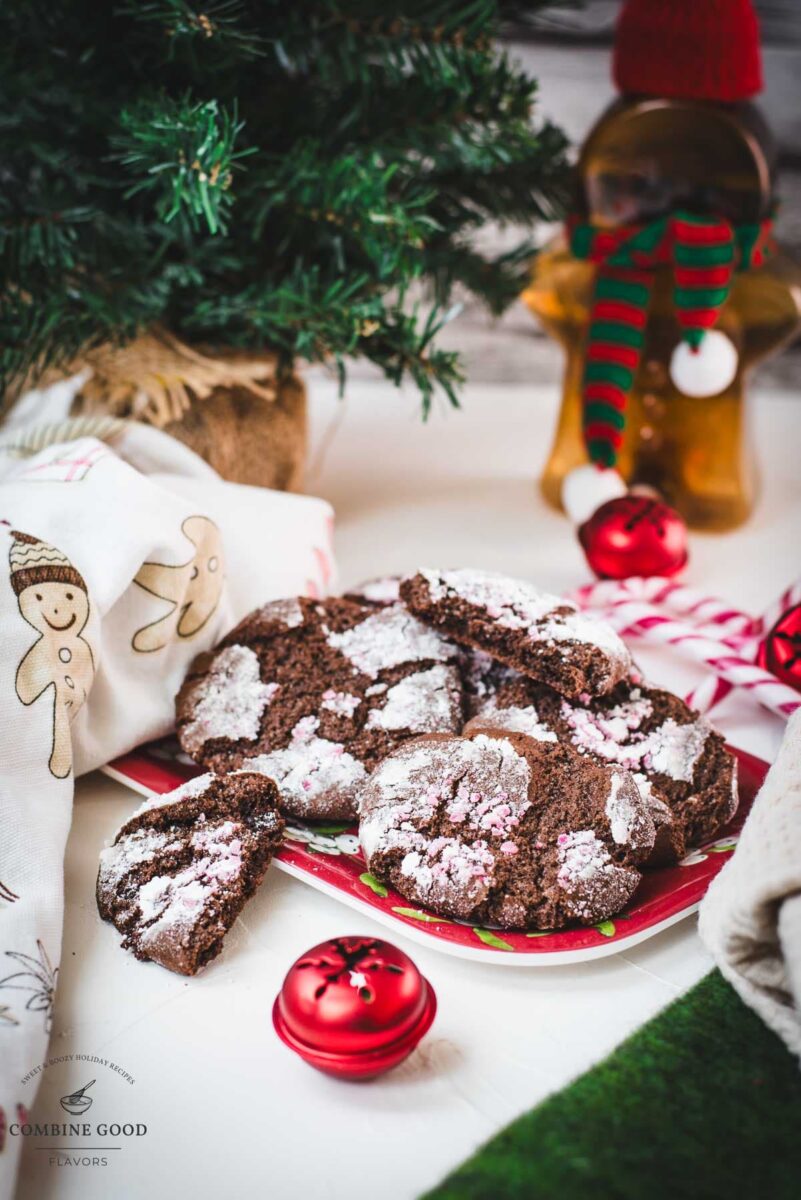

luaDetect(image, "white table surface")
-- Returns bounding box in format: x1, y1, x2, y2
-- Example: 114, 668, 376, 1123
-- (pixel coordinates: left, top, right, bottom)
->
18, 377, 799, 1200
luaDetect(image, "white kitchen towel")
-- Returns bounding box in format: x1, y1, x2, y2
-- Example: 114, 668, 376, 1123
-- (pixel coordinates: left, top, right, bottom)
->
0, 421, 334, 1195
699, 709, 801, 1059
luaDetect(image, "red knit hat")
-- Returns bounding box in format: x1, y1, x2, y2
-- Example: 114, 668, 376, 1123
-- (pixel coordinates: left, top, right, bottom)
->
613, 0, 763, 102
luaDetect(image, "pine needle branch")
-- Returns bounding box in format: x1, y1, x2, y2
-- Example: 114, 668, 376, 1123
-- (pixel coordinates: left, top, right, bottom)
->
0, 0, 568, 407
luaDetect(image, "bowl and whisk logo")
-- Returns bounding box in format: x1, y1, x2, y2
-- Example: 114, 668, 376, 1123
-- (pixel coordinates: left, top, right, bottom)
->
11, 1053, 148, 1168
59, 1079, 95, 1116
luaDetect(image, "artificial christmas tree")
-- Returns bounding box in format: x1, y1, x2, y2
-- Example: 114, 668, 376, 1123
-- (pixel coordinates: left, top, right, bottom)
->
0, 1, 568, 488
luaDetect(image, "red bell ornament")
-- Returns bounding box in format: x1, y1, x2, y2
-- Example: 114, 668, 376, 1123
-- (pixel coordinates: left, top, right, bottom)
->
757, 604, 801, 695
273, 936, 437, 1080
578, 494, 688, 580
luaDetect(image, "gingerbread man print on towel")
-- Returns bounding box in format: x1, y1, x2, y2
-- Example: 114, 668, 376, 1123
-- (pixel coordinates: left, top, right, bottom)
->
132, 515, 224, 653
10, 531, 95, 778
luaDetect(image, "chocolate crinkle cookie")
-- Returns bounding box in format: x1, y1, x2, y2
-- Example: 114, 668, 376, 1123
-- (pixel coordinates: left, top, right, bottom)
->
343, 575, 402, 608
97, 772, 284, 976
400, 568, 631, 700
464, 673, 738, 863
359, 731, 655, 930
176, 596, 464, 820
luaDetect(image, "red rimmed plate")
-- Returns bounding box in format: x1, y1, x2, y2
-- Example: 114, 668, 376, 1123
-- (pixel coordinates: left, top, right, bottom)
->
102, 742, 765, 965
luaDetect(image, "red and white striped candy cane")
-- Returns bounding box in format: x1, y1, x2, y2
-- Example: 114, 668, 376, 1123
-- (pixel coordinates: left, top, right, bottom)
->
572, 582, 801, 721
684, 674, 734, 715
574, 576, 757, 645
607, 603, 799, 720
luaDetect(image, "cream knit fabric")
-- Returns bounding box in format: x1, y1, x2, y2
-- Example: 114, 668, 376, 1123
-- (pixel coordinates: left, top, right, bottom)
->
699, 709, 801, 1059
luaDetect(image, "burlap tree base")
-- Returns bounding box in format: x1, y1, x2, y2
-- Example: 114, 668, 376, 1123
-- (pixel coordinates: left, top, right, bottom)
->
156, 374, 306, 492
69, 330, 307, 492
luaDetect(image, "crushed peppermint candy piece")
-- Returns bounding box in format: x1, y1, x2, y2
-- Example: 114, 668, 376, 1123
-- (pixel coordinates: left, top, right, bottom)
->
555, 829, 638, 921
248, 718, 368, 817
466, 671, 736, 861
359, 730, 650, 930
321, 690, 362, 719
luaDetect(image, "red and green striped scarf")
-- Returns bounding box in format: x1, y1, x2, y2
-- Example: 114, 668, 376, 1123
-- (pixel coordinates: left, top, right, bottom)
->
567, 212, 774, 467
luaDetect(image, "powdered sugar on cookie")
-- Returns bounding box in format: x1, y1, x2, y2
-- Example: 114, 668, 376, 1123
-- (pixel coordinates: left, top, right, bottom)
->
605, 770, 644, 845
96, 772, 283, 976
366, 664, 462, 734
359, 732, 649, 929
177, 595, 466, 821
400, 568, 631, 697
420, 568, 629, 666
98, 827, 182, 895
646, 718, 710, 783
359, 733, 536, 913
469, 699, 558, 742
180, 645, 279, 759
555, 829, 636, 920
422, 568, 559, 624
399, 836, 496, 902
326, 603, 455, 678
248, 716, 367, 815
135, 820, 245, 948
129, 772, 216, 820
563, 695, 709, 783
254, 597, 305, 628
321, 690, 362, 719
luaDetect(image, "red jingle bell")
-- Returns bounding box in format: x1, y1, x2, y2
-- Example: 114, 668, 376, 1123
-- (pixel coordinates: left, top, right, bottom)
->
578, 495, 688, 580
272, 936, 437, 1080
757, 604, 801, 695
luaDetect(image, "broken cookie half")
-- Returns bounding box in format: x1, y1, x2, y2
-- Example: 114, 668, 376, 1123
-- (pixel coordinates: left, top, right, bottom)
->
97, 771, 284, 976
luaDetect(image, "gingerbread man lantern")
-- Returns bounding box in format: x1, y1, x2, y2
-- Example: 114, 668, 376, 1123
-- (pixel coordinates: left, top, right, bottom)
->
10, 531, 95, 778
523, 0, 801, 530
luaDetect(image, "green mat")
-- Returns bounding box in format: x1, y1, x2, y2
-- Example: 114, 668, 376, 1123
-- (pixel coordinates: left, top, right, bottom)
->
424, 971, 801, 1200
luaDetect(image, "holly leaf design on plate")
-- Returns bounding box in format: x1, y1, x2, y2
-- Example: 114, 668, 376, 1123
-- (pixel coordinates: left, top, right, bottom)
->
595, 920, 616, 938
392, 907, 454, 924
310, 823, 352, 836
359, 872, 388, 898
705, 840, 738, 854
525, 930, 554, 938
678, 850, 707, 867
473, 928, 514, 951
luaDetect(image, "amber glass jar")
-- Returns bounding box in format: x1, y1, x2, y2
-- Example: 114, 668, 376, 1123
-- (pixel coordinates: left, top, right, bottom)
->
523, 96, 801, 530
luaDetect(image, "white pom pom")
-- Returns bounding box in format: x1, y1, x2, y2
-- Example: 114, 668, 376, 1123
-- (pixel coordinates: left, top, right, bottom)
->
669, 330, 738, 398
561, 464, 626, 526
